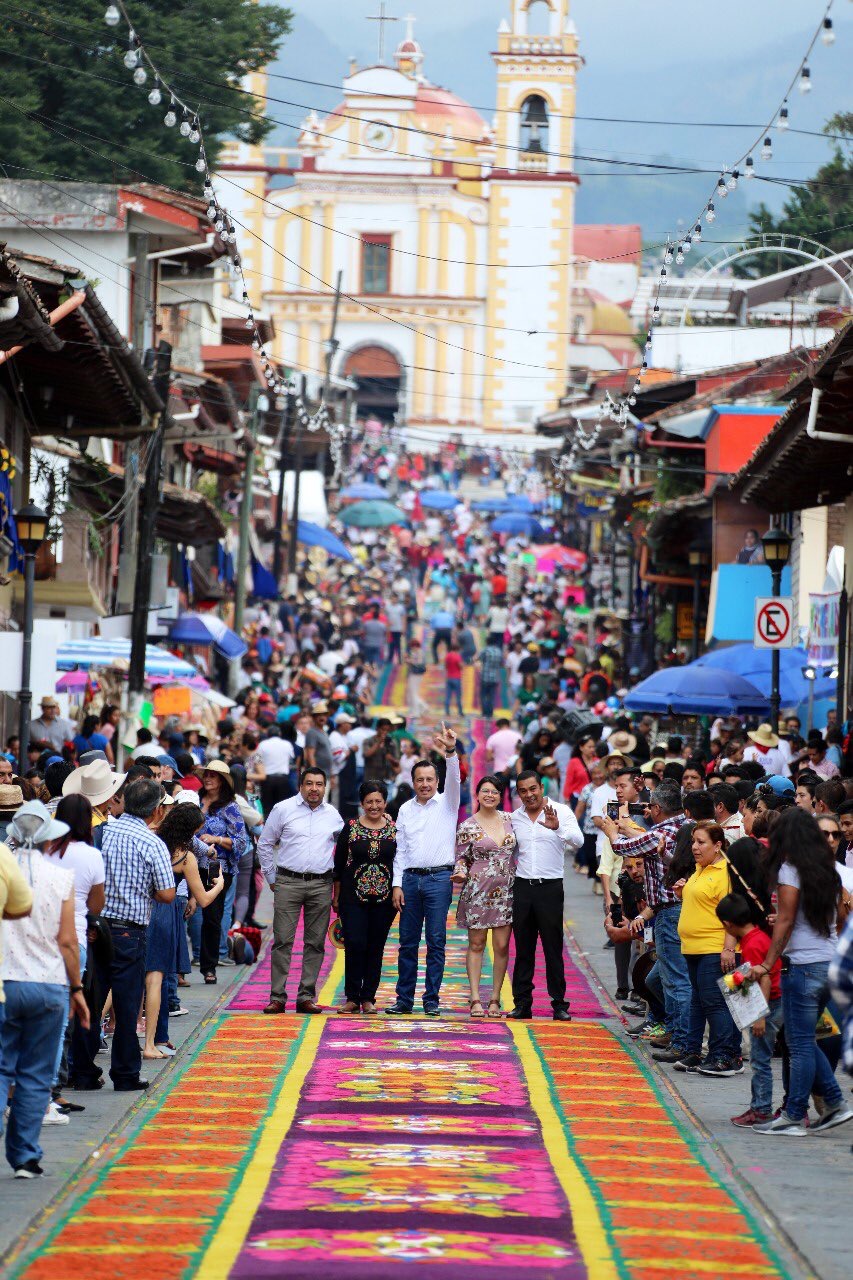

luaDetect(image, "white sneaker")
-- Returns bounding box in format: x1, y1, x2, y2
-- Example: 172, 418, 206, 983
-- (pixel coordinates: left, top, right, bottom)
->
811, 1105, 853, 1133
43, 1102, 70, 1127
753, 1111, 809, 1136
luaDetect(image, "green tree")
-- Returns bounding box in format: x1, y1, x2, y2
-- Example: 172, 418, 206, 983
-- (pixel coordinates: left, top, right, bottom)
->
0, 0, 291, 189
735, 112, 853, 277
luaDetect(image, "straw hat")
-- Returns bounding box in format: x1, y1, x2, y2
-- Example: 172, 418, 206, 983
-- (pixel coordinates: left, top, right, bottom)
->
607, 729, 637, 755
201, 760, 232, 778
63, 759, 125, 807
0, 783, 24, 812
748, 723, 779, 749
39, 696, 60, 710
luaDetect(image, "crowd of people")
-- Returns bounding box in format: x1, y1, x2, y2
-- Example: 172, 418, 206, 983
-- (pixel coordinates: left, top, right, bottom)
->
1, 442, 852, 1184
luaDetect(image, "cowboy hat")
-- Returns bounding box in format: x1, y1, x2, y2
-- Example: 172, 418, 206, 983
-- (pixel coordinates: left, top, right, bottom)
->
607, 730, 637, 755
63, 759, 125, 807
748, 724, 779, 749
640, 758, 666, 775
39, 696, 60, 709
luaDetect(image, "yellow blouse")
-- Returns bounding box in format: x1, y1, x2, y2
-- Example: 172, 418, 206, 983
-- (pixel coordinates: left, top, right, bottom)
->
677, 859, 730, 955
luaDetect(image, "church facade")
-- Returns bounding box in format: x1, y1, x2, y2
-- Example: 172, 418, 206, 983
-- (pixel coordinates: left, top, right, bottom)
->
221, 1, 631, 437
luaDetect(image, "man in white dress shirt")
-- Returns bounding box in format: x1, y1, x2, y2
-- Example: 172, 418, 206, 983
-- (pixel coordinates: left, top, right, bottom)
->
387, 724, 459, 1016
509, 769, 583, 1021
257, 767, 343, 1015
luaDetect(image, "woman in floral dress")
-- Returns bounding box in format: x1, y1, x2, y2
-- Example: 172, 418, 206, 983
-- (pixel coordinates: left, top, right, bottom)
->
453, 774, 518, 1019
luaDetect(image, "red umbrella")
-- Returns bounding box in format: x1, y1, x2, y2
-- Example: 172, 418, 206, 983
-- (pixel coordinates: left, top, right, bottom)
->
535, 545, 587, 572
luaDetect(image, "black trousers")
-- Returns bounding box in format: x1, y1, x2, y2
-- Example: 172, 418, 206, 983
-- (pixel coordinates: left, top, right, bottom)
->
97, 922, 147, 1088
339, 895, 397, 1004
511, 877, 567, 1012
200, 871, 233, 974
260, 774, 293, 819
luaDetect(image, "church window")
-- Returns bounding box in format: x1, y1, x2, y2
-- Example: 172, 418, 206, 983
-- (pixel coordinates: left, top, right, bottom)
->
525, 1, 553, 36
520, 95, 549, 154
362, 234, 392, 294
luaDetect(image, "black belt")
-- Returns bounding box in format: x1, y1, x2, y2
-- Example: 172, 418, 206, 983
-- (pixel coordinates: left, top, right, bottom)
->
276, 868, 333, 881
655, 901, 680, 912
103, 917, 147, 930
515, 876, 562, 885
406, 865, 453, 875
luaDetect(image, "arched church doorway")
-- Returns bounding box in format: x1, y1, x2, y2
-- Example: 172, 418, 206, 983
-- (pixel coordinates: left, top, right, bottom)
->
343, 345, 403, 423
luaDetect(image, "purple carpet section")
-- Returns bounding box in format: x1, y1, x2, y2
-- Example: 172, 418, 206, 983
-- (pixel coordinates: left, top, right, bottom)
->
228, 1019, 585, 1278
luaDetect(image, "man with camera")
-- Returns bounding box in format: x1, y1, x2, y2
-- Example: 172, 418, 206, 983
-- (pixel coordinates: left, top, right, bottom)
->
602, 779, 691, 1058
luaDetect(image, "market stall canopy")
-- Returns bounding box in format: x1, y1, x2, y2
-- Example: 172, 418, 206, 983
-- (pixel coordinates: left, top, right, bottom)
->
623, 665, 769, 716
419, 489, 459, 510
339, 482, 388, 501
168, 613, 247, 659
297, 520, 354, 563
55, 671, 99, 692
491, 514, 547, 538
533, 544, 587, 572
471, 498, 511, 513
338, 500, 408, 528
694, 644, 836, 706
56, 639, 198, 679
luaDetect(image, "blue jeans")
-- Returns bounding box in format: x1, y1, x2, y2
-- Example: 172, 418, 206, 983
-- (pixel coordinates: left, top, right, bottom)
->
749, 997, 783, 1114
98, 923, 147, 1088
396, 868, 453, 1008
481, 681, 498, 719
683, 953, 741, 1062
782, 960, 844, 1121
0, 982, 67, 1169
187, 902, 202, 962
653, 905, 693, 1051
445, 677, 463, 716
52, 943, 86, 1087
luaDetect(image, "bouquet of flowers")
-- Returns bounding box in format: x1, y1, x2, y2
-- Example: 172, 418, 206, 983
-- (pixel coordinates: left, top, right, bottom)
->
717, 961, 770, 1031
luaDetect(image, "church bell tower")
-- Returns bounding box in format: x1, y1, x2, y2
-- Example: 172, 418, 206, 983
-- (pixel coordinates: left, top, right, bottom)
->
483, 0, 581, 430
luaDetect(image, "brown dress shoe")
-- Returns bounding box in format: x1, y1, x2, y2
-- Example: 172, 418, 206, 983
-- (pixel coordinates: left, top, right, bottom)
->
296, 1000, 325, 1015
262, 999, 286, 1015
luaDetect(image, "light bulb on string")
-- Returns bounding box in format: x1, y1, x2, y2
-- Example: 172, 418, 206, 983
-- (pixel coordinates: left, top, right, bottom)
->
652, 304, 661, 322
693, 222, 703, 241
716, 176, 728, 198
123, 43, 139, 70
133, 65, 147, 85
744, 155, 755, 178
164, 101, 177, 127
821, 17, 834, 46
799, 66, 811, 93
683, 236, 692, 253
148, 80, 162, 106
676, 245, 684, 265
664, 246, 673, 265
776, 104, 789, 130
195, 155, 207, 173
727, 170, 738, 190
705, 202, 716, 223
203, 183, 214, 201
206, 204, 217, 221
104, 4, 120, 25
761, 137, 772, 161
179, 112, 191, 137
189, 119, 201, 144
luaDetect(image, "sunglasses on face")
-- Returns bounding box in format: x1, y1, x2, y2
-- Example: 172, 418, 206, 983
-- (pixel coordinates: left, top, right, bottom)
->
824, 830, 841, 841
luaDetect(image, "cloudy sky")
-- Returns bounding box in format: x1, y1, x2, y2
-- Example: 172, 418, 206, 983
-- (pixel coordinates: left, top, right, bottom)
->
268, 0, 850, 237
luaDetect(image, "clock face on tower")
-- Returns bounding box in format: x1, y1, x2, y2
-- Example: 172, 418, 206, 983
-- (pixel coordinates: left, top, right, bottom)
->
363, 120, 395, 151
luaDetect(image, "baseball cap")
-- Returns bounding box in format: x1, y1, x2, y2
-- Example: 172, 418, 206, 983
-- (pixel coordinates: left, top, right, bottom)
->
157, 753, 184, 778
762, 775, 795, 796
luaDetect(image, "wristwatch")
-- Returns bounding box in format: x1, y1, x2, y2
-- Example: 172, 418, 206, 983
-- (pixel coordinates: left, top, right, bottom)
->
70, 984, 84, 994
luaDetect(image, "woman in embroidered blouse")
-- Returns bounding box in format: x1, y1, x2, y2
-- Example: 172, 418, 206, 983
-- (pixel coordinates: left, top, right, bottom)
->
198, 762, 248, 984
452, 774, 517, 1019
332, 781, 397, 1016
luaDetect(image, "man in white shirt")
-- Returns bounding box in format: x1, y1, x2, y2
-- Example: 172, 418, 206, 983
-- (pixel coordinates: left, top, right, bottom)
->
710, 782, 745, 845
509, 770, 583, 1020
255, 728, 295, 817
743, 724, 788, 777
387, 724, 459, 1016
257, 766, 343, 1015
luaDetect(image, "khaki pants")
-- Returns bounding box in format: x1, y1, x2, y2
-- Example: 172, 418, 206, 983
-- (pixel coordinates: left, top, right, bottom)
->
270, 873, 333, 1006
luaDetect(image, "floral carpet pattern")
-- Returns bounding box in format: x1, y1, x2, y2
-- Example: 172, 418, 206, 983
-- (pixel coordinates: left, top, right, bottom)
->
7, 664, 793, 1280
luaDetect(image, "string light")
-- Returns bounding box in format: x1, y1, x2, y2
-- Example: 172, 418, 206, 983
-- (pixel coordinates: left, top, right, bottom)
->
744, 155, 755, 178
132, 64, 147, 86
776, 104, 789, 130
761, 136, 773, 161
799, 66, 812, 93
123, 36, 139, 69
716, 175, 728, 198
705, 202, 716, 223
148, 79, 162, 106
104, 4, 121, 24
164, 101, 177, 127
821, 18, 835, 45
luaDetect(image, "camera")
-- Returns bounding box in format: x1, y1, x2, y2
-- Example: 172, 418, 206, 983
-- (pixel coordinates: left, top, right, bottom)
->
606, 801, 648, 821
609, 902, 624, 926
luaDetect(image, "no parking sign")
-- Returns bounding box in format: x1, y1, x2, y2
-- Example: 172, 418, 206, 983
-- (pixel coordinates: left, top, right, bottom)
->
754, 597, 794, 649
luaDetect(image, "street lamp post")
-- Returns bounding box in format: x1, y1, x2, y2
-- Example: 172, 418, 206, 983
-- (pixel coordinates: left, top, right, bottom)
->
802, 665, 816, 734
761, 526, 793, 735
15, 501, 49, 774
688, 543, 710, 662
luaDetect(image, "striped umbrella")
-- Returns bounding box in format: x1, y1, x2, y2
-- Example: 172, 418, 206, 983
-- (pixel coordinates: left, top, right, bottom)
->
56, 638, 199, 679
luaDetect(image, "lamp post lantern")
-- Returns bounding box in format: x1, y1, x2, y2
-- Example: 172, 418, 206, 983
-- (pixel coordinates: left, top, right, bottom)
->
15, 501, 49, 774
761, 526, 793, 734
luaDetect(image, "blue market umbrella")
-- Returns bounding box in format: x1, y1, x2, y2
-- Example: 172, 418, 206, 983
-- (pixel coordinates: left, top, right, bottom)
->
419, 489, 459, 511
471, 498, 511, 513
169, 612, 247, 659
491, 514, 547, 538
338, 500, 408, 528
56, 639, 199, 679
694, 644, 836, 706
297, 520, 354, 563
339, 482, 387, 500
623, 665, 769, 716
504, 495, 540, 514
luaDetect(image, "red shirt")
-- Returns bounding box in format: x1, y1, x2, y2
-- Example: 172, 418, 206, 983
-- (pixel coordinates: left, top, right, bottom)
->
445, 651, 463, 680
739, 927, 781, 1000
492, 573, 508, 596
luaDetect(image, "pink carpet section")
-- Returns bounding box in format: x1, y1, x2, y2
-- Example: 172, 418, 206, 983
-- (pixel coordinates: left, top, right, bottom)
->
227, 922, 336, 1012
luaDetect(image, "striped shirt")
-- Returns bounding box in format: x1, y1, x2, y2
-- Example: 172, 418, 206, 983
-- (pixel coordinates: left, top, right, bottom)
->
101, 814, 174, 926
612, 813, 687, 911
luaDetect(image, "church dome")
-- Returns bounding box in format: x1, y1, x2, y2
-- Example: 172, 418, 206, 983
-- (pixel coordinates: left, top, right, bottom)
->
413, 85, 488, 143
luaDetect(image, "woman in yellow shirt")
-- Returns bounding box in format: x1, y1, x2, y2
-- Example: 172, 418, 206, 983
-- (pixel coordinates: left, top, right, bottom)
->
674, 821, 740, 1076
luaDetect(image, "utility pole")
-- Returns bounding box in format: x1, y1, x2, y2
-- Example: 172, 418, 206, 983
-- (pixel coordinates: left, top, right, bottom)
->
128, 340, 172, 714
